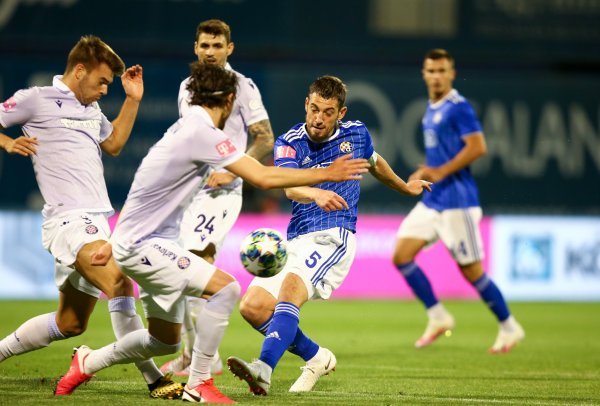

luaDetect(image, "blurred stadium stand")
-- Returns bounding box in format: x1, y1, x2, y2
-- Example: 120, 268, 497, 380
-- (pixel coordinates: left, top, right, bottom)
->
0, 0, 598, 214
1, 0, 599, 300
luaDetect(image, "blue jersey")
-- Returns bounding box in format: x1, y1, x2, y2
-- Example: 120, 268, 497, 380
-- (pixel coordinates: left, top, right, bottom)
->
274, 121, 375, 240
421, 89, 482, 211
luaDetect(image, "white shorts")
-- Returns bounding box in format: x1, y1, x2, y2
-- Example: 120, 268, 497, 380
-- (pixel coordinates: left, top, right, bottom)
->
179, 189, 242, 254
397, 202, 484, 265
249, 227, 356, 301
42, 211, 111, 297
55, 262, 102, 298
113, 237, 217, 323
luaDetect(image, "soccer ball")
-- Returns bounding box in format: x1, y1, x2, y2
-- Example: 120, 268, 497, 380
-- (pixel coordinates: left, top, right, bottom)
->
239, 228, 288, 277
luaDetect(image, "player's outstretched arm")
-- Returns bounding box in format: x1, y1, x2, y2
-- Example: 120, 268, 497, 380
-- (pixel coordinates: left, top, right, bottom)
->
369, 153, 431, 196
225, 154, 369, 190
285, 186, 349, 212
0, 130, 38, 156
101, 65, 144, 157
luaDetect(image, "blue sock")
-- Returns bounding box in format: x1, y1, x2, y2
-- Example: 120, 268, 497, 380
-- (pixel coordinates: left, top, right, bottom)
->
396, 261, 438, 308
256, 315, 319, 362
471, 274, 510, 322
259, 302, 300, 370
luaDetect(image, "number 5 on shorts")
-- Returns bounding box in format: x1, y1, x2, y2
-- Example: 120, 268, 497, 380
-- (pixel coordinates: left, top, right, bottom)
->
305, 251, 322, 268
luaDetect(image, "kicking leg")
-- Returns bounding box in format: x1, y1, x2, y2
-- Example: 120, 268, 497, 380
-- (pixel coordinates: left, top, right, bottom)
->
0, 281, 95, 362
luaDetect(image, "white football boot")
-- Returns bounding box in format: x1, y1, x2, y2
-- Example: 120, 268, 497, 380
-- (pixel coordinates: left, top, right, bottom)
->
289, 347, 337, 392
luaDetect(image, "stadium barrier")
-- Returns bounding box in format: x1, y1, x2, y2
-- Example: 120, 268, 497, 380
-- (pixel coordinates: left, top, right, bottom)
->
1, 211, 598, 301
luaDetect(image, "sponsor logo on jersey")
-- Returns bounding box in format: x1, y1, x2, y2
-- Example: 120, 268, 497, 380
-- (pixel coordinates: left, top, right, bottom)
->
215, 139, 237, 157
85, 225, 98, 234
177, 256, 191, 269
55, 100, 63, 108
424, 129, 438, 148
339, 141, 353, 153
141, 256, 152, 266
301, 156, 312, 165
433, 111, 443, 124
60, 118, 101, 130
2, 97, 16, 112
275, 145, 296, 159
151, 243, 178, 261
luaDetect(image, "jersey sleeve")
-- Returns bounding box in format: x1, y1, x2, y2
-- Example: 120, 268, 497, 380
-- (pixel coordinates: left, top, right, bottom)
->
177, 77, 191, 118
237, 77, 269, 127
0, 88, 39, 128
273, 137, 299, 168
192, 125, 245, 170
455, 101, 483, 137
361, 123, 376, 160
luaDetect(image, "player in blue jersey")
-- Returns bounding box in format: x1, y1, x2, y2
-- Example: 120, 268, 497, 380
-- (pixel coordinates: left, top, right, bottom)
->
393, 49, 525, 353
227, 76, 432, 395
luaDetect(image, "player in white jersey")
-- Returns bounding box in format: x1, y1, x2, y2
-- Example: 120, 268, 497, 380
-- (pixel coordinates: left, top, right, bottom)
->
226, 76, 432, 396
393, 49, 524, 353
0, 36, 183, 399
54, 63, 370, 403
160, 19, 275, 377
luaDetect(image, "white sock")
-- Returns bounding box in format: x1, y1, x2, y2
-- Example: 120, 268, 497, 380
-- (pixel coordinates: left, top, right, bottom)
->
188, 282, 240, 387
85, 329, 180, 374
181, 299, 196, 358
0, 313, 64, 362
108, 297, 162, 384
307, 347, 326, 365
186, 298, 222, 365
500, 315, 517, 333
427, 303, 449, 320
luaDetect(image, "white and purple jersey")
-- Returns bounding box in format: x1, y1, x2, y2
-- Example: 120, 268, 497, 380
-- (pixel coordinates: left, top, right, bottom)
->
421, 89, 482, 211
112, 106, 244, 249
0, 76, 113, 218
275, 121, 375, 240
177, 63, 268, 192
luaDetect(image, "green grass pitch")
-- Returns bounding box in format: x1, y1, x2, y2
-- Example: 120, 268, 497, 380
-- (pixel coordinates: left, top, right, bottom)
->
0, 300, 599, 405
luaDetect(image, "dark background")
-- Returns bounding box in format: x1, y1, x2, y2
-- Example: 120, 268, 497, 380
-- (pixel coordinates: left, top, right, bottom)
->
1, 0, 598, 214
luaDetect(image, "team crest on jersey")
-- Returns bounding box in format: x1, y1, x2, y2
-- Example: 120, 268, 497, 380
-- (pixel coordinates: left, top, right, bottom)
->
339, 141, 353, 153
2, 97, 16, 112
177, 256, 191, 269
85, 225, 98, 234
433, 112, 443, 124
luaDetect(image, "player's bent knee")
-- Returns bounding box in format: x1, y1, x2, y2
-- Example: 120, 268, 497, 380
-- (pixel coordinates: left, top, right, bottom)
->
111, 274, 135, 297
148, 336, 181, 356
208, 280, 241, 315
459, 262, 484, 283
239, 294, 271, 325
57, 321, 87, 337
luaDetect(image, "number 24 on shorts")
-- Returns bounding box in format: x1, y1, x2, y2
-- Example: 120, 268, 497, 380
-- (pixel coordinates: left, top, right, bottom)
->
194, 214, 215, 234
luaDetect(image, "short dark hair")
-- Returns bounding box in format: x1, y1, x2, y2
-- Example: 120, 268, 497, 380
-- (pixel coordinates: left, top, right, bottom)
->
65, 35, 125, 75
195, 19, 232, 43
424, 48, 455, 67
187, 62, 237, 108
308, 76, 347, 109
